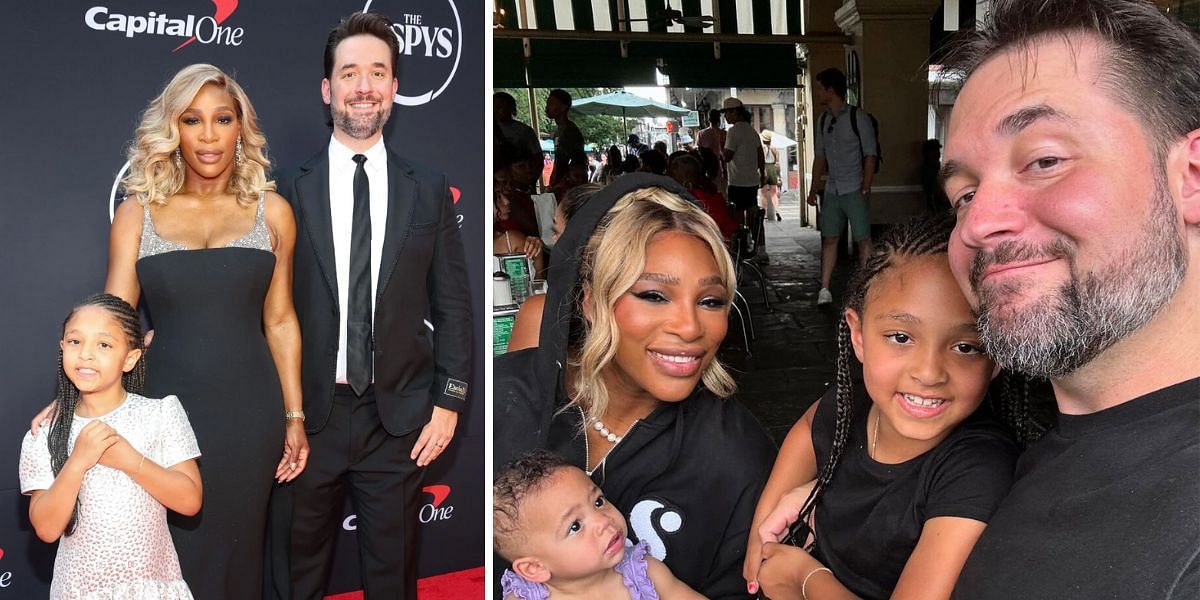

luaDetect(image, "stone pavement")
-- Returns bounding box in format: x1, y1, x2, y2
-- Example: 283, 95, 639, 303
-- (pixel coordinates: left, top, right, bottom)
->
720, 192, 852, 446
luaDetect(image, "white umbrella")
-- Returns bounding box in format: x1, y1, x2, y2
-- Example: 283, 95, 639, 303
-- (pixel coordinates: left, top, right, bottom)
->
761, 129, 798, 149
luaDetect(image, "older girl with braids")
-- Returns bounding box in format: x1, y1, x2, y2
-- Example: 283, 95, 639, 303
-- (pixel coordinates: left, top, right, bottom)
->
20, 294, 202, 599
495, 174, 776, 599
745, 215, 1027, 600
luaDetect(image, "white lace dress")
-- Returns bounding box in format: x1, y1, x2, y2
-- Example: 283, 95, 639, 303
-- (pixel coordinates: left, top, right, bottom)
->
20, 393, 201, 599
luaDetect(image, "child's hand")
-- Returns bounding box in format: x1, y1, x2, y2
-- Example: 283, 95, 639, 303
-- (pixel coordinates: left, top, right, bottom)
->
758, 480, 817, 546
758, 543, 824, 598
97, 435, 143, 474
68, 421, 121, 472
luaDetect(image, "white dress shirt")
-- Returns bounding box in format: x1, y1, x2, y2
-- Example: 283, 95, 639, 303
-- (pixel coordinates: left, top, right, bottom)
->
328, 135, 389, 384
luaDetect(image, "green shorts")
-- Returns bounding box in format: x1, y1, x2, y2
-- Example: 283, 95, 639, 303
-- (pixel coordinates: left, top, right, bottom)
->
819, 191, 871, 241
764, 164, 780, 186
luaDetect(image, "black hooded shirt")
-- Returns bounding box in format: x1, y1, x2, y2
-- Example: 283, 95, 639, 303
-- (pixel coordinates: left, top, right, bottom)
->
494, 174, 777, 599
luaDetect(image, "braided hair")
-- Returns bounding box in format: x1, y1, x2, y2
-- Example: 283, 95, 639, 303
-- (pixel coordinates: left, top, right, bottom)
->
48, 293, 146, 536
790, 213, 1037, 551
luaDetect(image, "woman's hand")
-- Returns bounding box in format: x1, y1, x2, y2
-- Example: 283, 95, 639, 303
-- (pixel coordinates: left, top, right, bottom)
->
522, 236, 543, 259
29, 402, 55, 436
276, 420, 309, 482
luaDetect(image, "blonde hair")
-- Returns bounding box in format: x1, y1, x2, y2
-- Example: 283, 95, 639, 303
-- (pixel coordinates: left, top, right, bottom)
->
569, 187, 738, 426
123, 64, 274, 207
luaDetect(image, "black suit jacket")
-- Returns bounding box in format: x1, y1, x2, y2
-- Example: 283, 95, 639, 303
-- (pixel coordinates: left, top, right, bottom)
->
278, 146, 472, 437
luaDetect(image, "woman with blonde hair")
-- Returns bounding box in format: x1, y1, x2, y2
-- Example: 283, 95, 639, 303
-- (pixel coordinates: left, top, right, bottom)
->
494, 174, 777, 599
32, 63, 305, 598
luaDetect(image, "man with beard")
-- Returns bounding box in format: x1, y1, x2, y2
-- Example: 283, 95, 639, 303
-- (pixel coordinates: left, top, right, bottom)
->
939, 1, 1199, 597
277, 12, 472, 599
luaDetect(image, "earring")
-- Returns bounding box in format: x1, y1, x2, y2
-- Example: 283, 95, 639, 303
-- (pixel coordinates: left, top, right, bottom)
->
173, 147, 182, 169
235, 136, 243, 165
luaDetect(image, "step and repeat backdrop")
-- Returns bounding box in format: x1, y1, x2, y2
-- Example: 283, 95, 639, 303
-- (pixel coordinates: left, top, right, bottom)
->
0, 1, 483, 596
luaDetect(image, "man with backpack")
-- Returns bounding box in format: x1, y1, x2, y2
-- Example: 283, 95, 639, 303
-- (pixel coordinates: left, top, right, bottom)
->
806, 67, 878, 305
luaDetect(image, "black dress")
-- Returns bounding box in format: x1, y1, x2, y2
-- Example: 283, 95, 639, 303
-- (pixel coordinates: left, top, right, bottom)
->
135, 198, 283, 599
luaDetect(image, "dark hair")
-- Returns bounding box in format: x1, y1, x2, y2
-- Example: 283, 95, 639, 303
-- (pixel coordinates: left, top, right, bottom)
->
621, 155, 640, 174
638, 150, 667, 175
493, 450, 572, 559
815, 68, 848, 99
669, 153, 715, 194
49, 293, 146, 536
547, 88, 572, 107
790, 214, 1035, 552
561, 183, 602, 223
708, 109, 722, 126
324, 12, 400, 80
494, 91, 518, 112
939, 0, 1200, 159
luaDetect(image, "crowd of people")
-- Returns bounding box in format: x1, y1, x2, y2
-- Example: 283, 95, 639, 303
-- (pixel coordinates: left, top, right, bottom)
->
493, 1, 1199, 599
491, 87, 787, 306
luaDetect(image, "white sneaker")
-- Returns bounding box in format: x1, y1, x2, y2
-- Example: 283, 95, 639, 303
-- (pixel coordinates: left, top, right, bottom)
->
817, 288, 833, 306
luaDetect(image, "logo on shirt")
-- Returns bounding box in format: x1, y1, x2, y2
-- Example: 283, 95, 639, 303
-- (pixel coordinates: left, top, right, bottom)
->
444, 378, 468, 400
84, 1, 245, 52
629, 498, 683, 561
362, 0, 462, 106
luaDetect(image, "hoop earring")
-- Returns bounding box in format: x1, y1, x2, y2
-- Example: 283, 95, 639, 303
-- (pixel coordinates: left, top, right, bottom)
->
235, 136, 243, 165
173, 148, 182, 169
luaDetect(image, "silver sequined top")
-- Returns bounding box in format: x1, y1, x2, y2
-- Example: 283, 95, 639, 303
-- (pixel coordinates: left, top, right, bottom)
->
138, 192, 272, 259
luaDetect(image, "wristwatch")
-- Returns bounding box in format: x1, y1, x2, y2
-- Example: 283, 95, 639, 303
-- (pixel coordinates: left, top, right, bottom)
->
285, 410, 306, 422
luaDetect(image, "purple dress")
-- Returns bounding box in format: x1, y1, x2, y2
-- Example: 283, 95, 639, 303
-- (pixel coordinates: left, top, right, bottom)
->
502, 539, 659, 599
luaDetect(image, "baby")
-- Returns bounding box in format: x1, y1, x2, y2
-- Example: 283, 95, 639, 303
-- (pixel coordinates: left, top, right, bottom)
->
494, 451, 703, 599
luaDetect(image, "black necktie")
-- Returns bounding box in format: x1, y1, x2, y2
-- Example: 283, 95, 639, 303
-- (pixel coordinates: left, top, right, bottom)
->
347, 154, 372, 396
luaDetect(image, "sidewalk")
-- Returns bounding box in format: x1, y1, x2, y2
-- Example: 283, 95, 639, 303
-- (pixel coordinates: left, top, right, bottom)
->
719, 192, 850, 445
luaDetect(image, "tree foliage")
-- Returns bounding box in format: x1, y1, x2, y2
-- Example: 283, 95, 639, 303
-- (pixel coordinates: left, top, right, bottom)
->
497, 87, 630, 152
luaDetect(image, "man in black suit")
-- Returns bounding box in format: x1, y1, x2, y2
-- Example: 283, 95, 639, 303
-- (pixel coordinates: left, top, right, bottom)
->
277, 12, 472, 599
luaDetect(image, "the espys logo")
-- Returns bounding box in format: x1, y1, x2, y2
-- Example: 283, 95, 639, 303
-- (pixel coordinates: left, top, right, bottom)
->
85, 1, 244, 52
363, 1, 462, 107
0, 546, 12, 588
341, 484, 454, 530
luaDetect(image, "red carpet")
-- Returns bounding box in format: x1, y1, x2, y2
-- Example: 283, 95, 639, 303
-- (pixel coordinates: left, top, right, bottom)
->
324, 567, 485, 599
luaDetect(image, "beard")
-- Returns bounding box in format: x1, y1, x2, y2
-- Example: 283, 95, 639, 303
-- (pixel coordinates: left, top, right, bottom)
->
331, 94, 391, 140
970, 179, 1186, 379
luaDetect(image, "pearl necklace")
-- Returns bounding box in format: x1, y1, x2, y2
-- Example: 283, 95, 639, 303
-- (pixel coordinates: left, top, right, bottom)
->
591, 418, 626, 443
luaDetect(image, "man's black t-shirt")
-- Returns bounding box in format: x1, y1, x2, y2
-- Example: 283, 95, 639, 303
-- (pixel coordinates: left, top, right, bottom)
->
954, 378, 1200, 599
810, 385, 1018, 600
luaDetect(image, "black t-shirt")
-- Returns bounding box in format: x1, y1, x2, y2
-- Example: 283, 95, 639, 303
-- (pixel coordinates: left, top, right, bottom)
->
954, 377, 1200, 599
810, 385, 1017, 600
551, 120, 585, 184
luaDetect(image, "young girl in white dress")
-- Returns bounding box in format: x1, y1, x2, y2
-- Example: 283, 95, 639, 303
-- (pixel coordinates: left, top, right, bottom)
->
20, 293, 202, 599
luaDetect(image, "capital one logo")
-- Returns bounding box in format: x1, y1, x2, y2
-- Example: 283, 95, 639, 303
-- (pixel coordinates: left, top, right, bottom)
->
0, 546, 12, 588
341, 484, 454, 530
362, 1, 462, 107
84, 1, 244, 52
